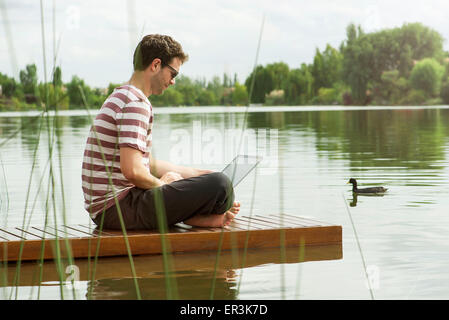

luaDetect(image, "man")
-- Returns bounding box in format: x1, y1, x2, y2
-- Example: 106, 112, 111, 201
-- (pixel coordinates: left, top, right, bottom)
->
82, 34, 240, 230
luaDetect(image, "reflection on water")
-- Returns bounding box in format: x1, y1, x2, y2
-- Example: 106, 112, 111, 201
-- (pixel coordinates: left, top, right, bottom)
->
349, 192, 386, 207
89, 270, 239, 300
1, 106, 449, 299
2, 245, 341, 300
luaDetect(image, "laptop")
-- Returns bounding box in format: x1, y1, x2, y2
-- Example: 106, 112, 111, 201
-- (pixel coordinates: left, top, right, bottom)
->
221, 155, 262, 187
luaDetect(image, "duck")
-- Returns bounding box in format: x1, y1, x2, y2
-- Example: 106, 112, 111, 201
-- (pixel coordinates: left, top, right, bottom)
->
347, 178, 388, 194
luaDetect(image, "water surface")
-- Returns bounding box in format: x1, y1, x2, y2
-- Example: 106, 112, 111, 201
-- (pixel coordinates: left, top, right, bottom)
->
1, 106, 449, 299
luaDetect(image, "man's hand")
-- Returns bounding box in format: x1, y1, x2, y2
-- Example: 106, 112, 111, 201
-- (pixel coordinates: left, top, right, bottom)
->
160, 171, 183, 185
149, 155, 215, 179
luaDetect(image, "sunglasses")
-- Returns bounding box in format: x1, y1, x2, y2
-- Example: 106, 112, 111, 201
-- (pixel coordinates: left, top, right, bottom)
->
163, 63, 179, 79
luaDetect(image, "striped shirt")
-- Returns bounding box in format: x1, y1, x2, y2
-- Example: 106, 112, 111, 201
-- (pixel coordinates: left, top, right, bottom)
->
82, 84, 153, 219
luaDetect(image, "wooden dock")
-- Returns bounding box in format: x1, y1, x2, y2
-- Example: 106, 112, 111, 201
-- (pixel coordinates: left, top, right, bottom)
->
3, 245, 343, 289
0, 214, 342, 262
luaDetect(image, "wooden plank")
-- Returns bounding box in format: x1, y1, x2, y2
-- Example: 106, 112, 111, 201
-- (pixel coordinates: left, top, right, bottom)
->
0, 215, 342, 262
233, 217, 269, 229
29, 225, 89, 239
240, 215, 300, 228
266, 214, 321, 227
31, 226, 69, 239
75, 224, 117, 236
0, 228, 26, 241
178, 226, 218, 233
63, 225, 100, 237
76, 223, 192, 236
2, 227, 341, 262
264, 215, 315, 227
19, 226, 56, 239
39, 226, 76, 238
271, 213, 330, 226
0, 234, 9, 241
234, 217, 279, 229
225, 223, 252, 231
1, 227, 36, 240
46, 226, 93, 238
12, 227, 44, 240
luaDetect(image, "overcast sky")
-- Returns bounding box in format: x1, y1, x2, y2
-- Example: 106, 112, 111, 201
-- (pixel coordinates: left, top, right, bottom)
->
1, 0, 449, 88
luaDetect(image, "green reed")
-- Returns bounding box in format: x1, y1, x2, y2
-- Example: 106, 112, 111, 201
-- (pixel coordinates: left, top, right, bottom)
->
342, 192, 375, 300
152, 183, 179, 300
37, 0, 74, 299
0, 150, 10, 298
0, 3, 308, 301
232, 14, 268, 297
0, 0, 44, 299
10, 0, 79, 300
294, 238, 306, 299
79, 86, 142, 300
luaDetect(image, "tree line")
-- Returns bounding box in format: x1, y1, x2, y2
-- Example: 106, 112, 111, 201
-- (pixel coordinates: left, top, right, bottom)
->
1, 22, 449, 111
246, 22, 449, 106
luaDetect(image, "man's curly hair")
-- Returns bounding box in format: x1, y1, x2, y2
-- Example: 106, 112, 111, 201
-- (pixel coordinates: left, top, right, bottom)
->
133, 34, 188, 71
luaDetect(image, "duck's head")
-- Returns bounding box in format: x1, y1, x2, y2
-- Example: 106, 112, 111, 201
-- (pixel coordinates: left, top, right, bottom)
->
348, 178, 357, 185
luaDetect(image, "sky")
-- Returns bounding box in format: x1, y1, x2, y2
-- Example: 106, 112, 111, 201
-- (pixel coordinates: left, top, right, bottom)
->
1, 0, 449, 88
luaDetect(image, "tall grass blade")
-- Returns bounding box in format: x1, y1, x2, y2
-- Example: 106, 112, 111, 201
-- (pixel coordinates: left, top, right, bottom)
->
342, 192, 375, 300
294, 237, 305, 299
78, 85, 142, 300
0, 0, 19, 77
152, 184, 179, 300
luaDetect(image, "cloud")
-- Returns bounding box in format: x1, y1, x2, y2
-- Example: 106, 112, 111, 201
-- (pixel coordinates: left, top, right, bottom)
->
1, 0, 448, 88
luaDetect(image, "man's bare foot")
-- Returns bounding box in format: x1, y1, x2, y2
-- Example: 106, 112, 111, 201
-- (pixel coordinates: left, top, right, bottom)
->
224, 201, 240, 226
184, 201, 241, 228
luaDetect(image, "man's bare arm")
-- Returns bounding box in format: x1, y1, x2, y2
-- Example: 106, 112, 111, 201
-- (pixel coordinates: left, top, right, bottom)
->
120, 147, 181, 188
149, 153, 213, 179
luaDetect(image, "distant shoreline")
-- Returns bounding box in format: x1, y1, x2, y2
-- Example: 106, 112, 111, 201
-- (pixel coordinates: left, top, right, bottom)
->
1, 105, 449, 118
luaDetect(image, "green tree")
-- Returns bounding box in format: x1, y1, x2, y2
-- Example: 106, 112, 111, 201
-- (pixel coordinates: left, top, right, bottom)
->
174, 76, 202, 105
312, 44, 343, 96
440, 80, 449, 104
266, 62, 289, 90
52, 66, 62, 87
410, 58, 445, 98
19, 64, 40, 104
311, 48, 324, 94
284, 63, 314, 105
197, 89, 216, 106
322, 44, 343, 87
223, 73, 231, 88
315, 88, 339, 105
0, 72, 17, 98
66, 75, 92, 108
150, 87, 184, 106
245, 65, 274, 104
207, 76, 224, 104
398, 44, 413, 78
88, 88, 106, 108
372, 70, 409, 105
341, 22, 444, 105
38, 83, 69, 109
340, 24, 373, 105
231, 82, 248, 106
367, 23, 443, 87
107, 82, 121, 95
400, 23, 445, 62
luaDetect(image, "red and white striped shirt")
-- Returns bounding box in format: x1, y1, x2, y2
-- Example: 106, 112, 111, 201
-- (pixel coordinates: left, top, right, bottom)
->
82, 84, 153, 219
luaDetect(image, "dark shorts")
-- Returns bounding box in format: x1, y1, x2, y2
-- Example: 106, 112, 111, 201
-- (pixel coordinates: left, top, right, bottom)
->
92, 172, 235, 230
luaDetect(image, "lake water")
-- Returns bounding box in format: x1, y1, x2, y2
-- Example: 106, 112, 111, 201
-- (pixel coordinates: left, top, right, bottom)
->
1, 105, 449, 300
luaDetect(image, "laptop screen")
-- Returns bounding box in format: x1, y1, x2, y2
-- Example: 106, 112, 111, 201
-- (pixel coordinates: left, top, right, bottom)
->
221, 155, 262, 187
